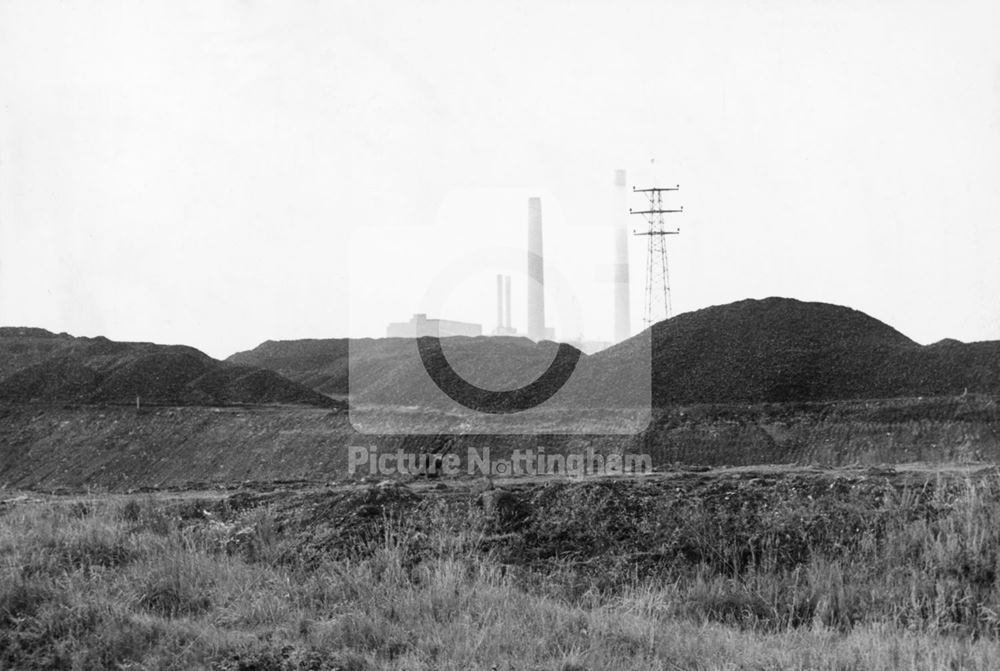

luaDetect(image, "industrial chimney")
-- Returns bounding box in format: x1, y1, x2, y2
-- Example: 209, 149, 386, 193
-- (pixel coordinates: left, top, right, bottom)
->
527, 197, 546, 341
503, 275, 512, 330
613, 169, 631, 343
495, 274, 504, 334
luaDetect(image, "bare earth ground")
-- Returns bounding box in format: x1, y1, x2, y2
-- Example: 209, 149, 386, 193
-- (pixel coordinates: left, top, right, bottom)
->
0, 461, 994, 506
1, 394, 999, 492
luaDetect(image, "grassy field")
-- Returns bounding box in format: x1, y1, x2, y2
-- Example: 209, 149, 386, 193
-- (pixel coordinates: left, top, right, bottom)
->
5, 468, 1000, 669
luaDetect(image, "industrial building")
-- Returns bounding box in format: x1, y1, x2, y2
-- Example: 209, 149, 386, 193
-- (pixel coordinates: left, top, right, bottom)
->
564, 338, 611, 355
386, 313, 483, 338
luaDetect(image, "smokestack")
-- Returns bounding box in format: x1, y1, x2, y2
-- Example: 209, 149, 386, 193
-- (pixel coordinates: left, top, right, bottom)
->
527, 197, 545, 341
613, 169, 631, 343
504, 275, 512, 329
496, 274, 504, 334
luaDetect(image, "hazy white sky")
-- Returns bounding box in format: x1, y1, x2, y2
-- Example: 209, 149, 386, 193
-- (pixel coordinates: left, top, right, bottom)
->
1, 0, 998, 358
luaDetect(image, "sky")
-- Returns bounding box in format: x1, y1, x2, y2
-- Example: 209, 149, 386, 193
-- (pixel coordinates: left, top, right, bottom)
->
1, 0, 998, 359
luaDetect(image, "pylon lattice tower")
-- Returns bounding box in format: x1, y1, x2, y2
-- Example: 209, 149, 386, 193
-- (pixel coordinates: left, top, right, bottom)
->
630, 185, 682, 326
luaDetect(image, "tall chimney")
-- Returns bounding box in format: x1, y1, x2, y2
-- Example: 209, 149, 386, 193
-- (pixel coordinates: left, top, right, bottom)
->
503, 275, 512, 329
613, 169, 631, 343
496, 274, 504, 334
527, 197, 545, 341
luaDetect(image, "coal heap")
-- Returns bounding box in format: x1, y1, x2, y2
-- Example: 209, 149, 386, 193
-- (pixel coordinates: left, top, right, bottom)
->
231, 298, 1000, 406
0, 330, 337, 407
228, 338, 349, 395
617, 297, 919, 403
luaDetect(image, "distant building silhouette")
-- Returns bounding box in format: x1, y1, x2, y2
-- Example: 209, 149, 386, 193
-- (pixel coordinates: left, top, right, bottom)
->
386, 313, 482, 338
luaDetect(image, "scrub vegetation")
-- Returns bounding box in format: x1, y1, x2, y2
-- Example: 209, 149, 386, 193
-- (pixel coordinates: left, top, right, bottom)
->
4, 467, 1000, 669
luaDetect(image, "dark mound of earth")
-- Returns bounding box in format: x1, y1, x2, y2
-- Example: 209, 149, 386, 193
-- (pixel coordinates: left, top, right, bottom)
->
228, 338, 350, 396
602, 297, 914, 403
229, 297, 1000, 405
0, 328, 76, 380
228, 335, 571, 403
0, 329, 337, 407
591, 297, 1000, 404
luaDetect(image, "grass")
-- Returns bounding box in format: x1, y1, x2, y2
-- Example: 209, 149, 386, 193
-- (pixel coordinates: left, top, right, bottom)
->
3, 473, 1000, 669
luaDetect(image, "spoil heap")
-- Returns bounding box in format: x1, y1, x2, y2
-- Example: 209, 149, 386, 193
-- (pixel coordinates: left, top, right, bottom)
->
231, 298, 1000, 405
0, 329, 336, 407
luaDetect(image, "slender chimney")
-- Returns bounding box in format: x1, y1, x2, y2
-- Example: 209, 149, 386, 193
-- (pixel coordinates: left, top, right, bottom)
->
504, 275, 512, 329
613, 169, 631, 343
527, 197, 545, 341
496, 274, 504, 334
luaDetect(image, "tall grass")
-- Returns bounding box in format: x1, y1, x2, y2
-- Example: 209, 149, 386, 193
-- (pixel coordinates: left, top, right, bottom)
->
2, 478, 1000, 669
